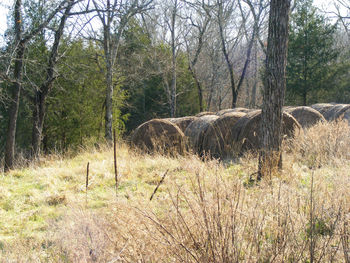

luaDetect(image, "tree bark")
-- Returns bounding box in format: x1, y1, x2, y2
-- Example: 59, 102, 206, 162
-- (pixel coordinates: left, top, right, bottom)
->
189, 66, 203, 112
169, 0, 178, 117
251, 39, 258, 107
258, 0, 291, 180
4, 0, 24, 172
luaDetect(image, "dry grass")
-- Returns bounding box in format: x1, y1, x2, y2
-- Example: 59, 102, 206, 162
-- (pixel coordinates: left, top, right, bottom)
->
285, 120, 350, 168
0, 121, 349, 262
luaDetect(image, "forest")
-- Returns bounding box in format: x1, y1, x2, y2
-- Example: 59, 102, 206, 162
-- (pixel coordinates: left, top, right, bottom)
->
0, 0, 349, 170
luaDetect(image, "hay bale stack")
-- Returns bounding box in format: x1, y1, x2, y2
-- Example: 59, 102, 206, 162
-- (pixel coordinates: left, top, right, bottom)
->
322, 104, 350, 122
202, 112, 247, 158
311, 103, 335, 117
216, 108, 252, 116
232, 110, 301, 154
284, 106, 326, 128
196, 111, 215, 117
184, 115, 219, 154
166, 116, 198, 133
131, 119, 185, 154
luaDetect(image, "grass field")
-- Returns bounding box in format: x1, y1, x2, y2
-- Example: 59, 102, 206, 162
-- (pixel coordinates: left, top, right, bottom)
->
0, 121, 349, 262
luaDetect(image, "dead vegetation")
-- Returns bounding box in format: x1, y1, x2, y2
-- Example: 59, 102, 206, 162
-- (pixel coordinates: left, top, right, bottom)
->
0, 121, 350, 262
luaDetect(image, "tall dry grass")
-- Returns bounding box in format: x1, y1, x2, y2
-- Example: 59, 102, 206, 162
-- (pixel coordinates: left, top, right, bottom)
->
285, 120, 350, 168
0, 121, 349, 262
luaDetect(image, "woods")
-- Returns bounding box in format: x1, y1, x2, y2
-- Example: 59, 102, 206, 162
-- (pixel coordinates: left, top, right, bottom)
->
0, 0, 350, 170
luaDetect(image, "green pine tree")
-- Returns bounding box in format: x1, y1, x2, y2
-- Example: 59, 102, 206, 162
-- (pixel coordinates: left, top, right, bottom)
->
286, 0, 339, 105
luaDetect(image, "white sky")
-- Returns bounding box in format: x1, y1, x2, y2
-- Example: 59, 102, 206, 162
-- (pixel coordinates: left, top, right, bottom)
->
0, 1, 11, 41
0, 0, 346, 46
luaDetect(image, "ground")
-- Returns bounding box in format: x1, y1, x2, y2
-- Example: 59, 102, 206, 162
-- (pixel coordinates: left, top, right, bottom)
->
0, 121, 349, 262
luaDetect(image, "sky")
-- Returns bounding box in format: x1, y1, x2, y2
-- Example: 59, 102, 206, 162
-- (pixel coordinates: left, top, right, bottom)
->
0, 0, 346, 46
0, 1, 10, 39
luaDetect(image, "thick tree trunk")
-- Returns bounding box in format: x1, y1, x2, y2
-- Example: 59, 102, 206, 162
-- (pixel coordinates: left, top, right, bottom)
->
5, 44, 24, 171
258, 0, 291, 180
4, 0, 23, 172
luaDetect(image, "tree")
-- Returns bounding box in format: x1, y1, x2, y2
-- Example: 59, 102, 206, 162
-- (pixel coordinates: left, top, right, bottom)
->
3, 0, 71, 171
258, 0, 291, 180
31, 0, 76, 159
286, 0, 339, 106
334, 0, 350, 37
182, 0, 212, 112
89, 0, 153, 143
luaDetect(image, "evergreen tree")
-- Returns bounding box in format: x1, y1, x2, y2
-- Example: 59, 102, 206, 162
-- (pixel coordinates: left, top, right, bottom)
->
286, 0, 339, 105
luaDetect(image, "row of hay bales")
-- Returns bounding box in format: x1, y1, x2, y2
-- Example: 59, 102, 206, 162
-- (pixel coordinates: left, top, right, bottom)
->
311, 103, 350, 125
131, 104, 339, 159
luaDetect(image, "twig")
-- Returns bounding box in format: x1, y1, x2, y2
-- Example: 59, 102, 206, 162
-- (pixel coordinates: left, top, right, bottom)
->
113, 129, 118, 197
309, 171, 315, 263
150, 170, 169, 201
86, 162, 89, 205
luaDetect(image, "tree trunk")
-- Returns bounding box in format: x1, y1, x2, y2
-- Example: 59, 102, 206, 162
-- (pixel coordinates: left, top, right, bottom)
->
169, 0, 177, 117
251, 40, 258, 107
4, 0, 23, 172
31, 0, 73, 158
5, 44, 24, 171
105, 59, 114, 142
258, 0, 291, 180
189, 67, 203, 112
32, 92, 45, 158
217, 1, 237, 108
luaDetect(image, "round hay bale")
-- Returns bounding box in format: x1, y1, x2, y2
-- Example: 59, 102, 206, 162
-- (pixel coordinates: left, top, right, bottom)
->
166, 116, 198, 133
196, 111, 215, 117
311, 103, 335, 117
233, 110, 301, 154
131, 119, 185, 154
338, 107, 350, 125
202, 112, 247, 158
284, 106, 326, 128
216, 108, 252, 116
184, 115, 219, 154
321, 104, 350, 122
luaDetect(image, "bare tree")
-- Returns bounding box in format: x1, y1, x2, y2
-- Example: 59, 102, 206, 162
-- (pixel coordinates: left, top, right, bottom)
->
334, 0, 350, 36
215, 0, 242, 108
213, 0, 267, 108
242, 0, 269, 107
258, 0, 291, 180
156, 0, 183, 117
31, 0, 76, 159
90, 0, 153, 142
3, 0, 71, 171
182, 0, 212, 112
